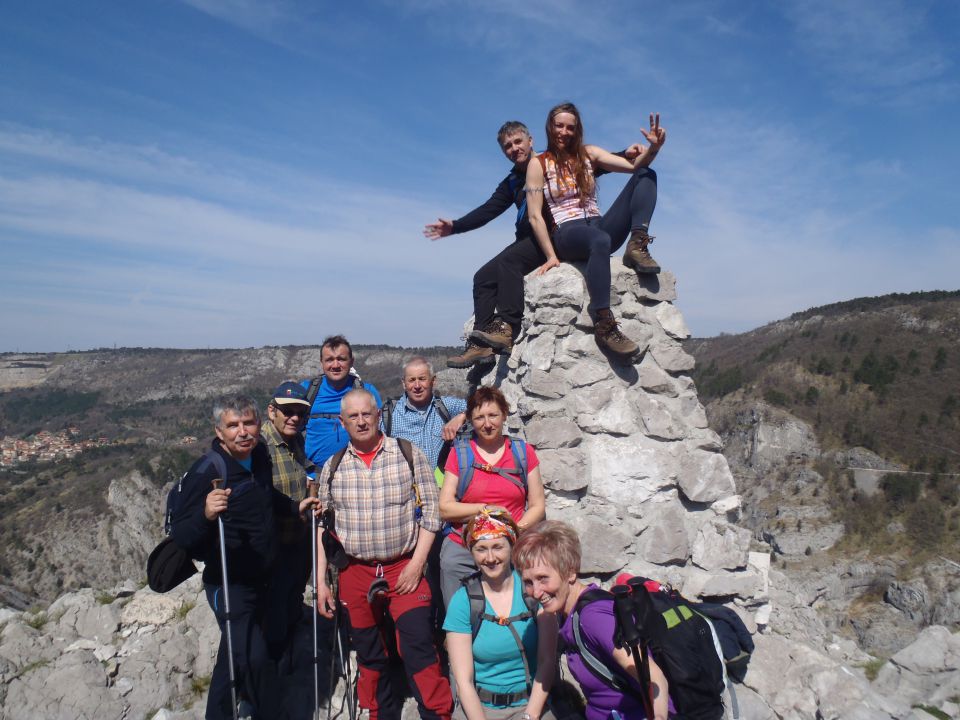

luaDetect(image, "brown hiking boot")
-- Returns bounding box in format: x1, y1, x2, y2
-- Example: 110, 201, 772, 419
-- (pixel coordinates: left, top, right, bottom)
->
594, 308, 640, 360
447, 339, 496, 369
623, 229, 660, 274
469, 319, 514, 352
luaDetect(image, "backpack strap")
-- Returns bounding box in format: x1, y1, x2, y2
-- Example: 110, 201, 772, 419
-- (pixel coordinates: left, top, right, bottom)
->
305, 377, 322, 406
454, 436, 475, 501
394, 437, 423, 520
305, 377, 341, 420
382, 398, 395, 436
507, 171, 527, 227
462, 571, 535, 696
455, 436, 529, 500
325, 446, 349, 506
165, 449, 230, 535
506, 437, 529, 489
432, 396, 452, 423
569, 589, 646, 703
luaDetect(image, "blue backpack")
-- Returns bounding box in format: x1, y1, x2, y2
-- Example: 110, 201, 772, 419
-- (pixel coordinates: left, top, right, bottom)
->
452, 435, 529, 500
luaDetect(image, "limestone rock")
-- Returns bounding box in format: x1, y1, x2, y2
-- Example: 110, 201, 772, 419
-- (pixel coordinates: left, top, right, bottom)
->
633, 500, 690, 565
691, 520, 750, 571
875, 625, 960, 706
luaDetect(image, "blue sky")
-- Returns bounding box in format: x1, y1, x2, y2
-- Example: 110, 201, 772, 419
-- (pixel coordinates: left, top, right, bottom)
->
1, 0, 958, 351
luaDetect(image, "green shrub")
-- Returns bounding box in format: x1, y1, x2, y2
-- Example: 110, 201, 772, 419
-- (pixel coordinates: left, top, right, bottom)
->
880, 474, 921, 510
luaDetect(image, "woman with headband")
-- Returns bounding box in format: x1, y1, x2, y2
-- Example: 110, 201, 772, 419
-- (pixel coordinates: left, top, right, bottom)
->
443, 509, 557, 720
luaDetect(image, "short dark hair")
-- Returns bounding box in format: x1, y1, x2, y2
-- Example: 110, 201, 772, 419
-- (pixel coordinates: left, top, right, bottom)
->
497, 121, 530, 147
321, 335, 353, 361
466, 385, 510, 420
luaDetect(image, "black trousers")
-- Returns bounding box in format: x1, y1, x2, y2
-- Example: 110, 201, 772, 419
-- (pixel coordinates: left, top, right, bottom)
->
472, 236, 546, 332
205, 582, 285, 720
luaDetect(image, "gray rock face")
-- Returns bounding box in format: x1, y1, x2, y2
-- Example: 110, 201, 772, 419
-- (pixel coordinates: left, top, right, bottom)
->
446, 262, 749, 593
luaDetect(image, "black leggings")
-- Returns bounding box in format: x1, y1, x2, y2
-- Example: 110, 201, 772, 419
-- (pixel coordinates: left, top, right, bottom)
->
553, 167, 657, 312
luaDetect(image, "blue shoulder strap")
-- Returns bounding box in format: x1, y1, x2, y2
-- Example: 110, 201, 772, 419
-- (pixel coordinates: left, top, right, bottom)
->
507, 172, 527, 227
454, 436, 475, 500
507, 437, 528, 488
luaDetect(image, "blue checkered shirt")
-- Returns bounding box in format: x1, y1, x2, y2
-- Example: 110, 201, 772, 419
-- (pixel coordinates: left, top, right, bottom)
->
383, 394, 467, 469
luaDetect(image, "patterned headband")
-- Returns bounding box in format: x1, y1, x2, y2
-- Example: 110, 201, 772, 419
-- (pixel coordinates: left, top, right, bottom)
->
468, 510, 518, 548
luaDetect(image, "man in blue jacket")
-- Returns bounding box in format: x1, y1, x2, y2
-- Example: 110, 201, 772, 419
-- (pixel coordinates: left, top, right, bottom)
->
425, 121, 540, 369
300, 335, 382, 467
170, 394, 317, 720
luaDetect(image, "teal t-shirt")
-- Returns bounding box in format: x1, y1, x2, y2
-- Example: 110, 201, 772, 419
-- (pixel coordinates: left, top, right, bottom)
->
442, 570, 538, 706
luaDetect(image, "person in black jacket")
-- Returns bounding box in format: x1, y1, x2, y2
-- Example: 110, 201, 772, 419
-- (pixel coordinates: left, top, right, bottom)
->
426, 121, 639, 369
171, 394, 318, 720
426, 121, 542, 369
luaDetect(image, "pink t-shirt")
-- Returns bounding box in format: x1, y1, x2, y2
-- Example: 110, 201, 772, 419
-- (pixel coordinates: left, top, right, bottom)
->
444, 438, 539, 547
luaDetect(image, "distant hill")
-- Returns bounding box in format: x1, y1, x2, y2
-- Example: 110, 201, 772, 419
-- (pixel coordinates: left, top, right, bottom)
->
687, 290, 960, 474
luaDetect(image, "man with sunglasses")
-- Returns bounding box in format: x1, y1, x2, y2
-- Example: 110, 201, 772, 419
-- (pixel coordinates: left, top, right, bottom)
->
260, 381, 317, 670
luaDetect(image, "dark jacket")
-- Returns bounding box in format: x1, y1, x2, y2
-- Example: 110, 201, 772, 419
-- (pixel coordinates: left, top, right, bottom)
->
451, 167, 529, 241
171, 439, 299, 586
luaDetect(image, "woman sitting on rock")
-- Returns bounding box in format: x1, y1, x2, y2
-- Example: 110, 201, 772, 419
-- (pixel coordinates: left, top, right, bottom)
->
439, 386, 546, 607
444, 509, 557, 720
525, 102, 667, 361
513, 521, 672, 720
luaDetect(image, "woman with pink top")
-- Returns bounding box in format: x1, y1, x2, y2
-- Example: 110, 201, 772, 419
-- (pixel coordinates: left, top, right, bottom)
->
438, 386, 546, 607
525, 102, 667, 361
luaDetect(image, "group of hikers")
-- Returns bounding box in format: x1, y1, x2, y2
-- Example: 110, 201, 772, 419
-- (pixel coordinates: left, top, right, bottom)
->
162, 103, 704, 720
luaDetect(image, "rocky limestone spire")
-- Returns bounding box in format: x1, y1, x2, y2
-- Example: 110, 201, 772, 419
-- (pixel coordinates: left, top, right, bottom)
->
439, 260, 763, 599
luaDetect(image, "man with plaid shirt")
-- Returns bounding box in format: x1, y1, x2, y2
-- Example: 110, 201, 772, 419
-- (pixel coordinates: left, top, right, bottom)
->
260, 381, 317, 664
316, 389, 452, 720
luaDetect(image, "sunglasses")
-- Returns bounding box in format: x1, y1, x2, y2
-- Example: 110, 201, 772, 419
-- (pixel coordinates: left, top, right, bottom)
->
274, 403, 308, 417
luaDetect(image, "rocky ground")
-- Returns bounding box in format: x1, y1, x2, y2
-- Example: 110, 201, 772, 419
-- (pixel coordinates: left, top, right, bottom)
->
1, 262, 958, 718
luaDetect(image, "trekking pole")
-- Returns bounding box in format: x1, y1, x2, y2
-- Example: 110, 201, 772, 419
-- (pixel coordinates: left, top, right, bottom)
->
212, 478, 240, 720
612, 584, 654, 720
307, 479, 320, 720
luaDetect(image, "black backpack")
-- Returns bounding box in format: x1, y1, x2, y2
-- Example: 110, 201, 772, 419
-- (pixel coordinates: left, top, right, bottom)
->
147, 449, 227, 593
568, 577, 726, 720
460, 571, 539, 705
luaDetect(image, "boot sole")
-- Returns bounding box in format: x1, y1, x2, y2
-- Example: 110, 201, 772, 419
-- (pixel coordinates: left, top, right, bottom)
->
623, 257, 660, 274
446, 354, 497, 369
468, 330, 514, 352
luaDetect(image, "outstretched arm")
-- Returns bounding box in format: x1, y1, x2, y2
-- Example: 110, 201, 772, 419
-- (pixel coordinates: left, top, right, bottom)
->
425, 177, 516, 240
524, 159, 560, 275
591, 113, 667, 172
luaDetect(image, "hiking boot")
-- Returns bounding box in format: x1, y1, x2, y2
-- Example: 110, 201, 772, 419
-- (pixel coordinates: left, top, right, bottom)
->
623, 228, 660, 274
447, 340, 496, 369
469, 319, 514, 352
594, 309, 640, 360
